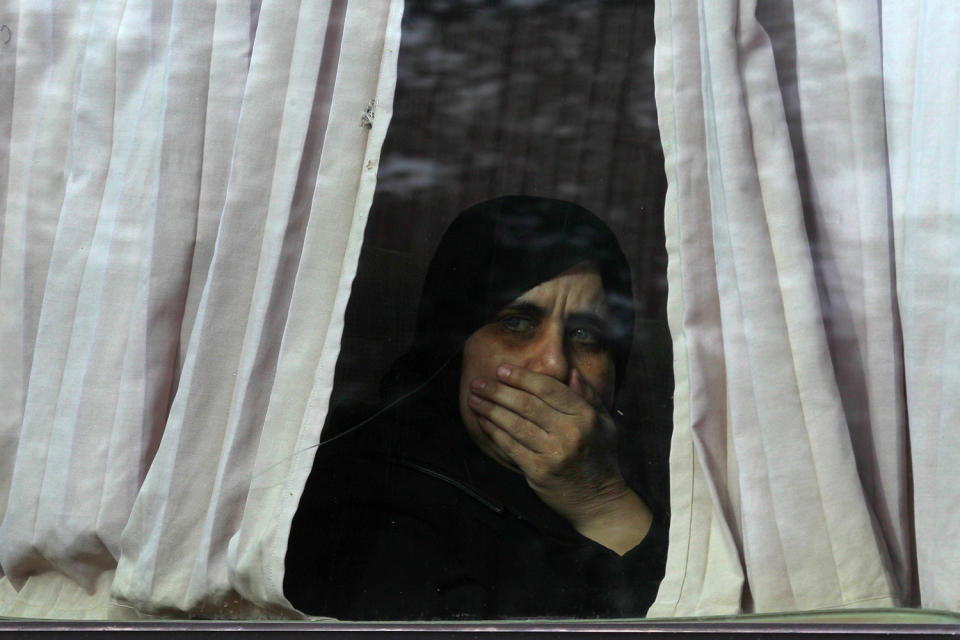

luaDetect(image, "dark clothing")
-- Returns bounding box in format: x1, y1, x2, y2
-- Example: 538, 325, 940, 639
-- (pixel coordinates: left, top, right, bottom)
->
284, 397, 667, 620
284, 197, 666, 620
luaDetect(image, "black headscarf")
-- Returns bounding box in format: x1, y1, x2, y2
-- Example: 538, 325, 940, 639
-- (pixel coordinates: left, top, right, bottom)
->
381, 196, 634, 410
289, 198, 664, 619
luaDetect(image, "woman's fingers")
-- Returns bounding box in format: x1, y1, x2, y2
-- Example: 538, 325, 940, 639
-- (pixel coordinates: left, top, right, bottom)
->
470, 377, 560, 433
468, 366, 608, 472
494, 365, 584, 414
469, 366, 602, 447
474, 414, 539, 473
469, 366, 594, 426
468, 365, 626, 529
568, 368, 598, 405
467, 392, 549, 453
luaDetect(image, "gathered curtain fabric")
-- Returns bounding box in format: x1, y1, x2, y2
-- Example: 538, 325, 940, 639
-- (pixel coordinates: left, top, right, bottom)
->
0, 0, 402, 618
651, 0, 959, 616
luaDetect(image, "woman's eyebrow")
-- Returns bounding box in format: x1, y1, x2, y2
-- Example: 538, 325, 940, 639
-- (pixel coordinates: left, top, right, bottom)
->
567, 311, 608, 327
498, 301, 546, 317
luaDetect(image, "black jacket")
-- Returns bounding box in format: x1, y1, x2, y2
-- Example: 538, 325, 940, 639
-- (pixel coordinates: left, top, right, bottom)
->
284, 397, 667, 620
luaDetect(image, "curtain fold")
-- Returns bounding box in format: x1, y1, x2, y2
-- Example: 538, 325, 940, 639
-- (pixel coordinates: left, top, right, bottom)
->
651, 0, 958, 616
0, 0, 401, 619
883, 0, 960, 613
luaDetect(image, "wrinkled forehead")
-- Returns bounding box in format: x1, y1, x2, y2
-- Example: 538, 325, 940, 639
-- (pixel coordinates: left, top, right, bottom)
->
508, 262, 609, 320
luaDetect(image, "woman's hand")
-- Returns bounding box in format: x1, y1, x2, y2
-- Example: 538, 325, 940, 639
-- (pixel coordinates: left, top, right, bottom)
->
467, 364, 652, 555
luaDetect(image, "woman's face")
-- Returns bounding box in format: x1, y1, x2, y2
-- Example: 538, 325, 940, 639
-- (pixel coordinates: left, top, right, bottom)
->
458, 263, 615, 470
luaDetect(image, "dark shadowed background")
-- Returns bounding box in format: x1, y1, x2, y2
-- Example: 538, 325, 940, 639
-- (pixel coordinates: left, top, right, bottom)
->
323, 0, 672, 515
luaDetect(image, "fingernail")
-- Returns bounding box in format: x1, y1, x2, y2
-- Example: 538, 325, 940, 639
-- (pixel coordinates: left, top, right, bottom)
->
497, 365, 511, 378
468, 393, 482, 406
471, 378, 486, 391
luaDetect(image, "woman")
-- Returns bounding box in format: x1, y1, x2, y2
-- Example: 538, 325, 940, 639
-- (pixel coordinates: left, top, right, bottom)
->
285, 196, 667, 619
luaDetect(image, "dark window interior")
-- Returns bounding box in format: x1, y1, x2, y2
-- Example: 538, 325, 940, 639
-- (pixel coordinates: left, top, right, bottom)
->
325, 0, 672, 517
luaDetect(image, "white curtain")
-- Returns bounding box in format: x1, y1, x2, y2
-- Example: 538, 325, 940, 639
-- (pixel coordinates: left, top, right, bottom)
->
651, 0, 959, 615
0, 0, 402, 619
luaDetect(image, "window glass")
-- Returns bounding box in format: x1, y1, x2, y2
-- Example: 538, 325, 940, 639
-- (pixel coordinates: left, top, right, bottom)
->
285, 0, 673, 620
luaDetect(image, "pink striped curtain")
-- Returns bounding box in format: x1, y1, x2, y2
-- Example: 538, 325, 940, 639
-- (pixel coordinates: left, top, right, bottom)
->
0, 0, 402, 618
651, 0, 959, 616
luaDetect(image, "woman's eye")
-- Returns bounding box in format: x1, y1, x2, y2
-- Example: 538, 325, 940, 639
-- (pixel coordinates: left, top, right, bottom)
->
500, 315, 535, 332
568, 326, 603, 345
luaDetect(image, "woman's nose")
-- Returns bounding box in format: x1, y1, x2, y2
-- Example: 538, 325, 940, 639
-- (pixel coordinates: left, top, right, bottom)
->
525, 323, 569, 381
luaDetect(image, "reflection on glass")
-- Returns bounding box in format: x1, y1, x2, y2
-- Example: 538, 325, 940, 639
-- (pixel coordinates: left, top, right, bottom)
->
285, 197, 667, 619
